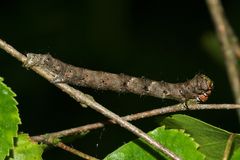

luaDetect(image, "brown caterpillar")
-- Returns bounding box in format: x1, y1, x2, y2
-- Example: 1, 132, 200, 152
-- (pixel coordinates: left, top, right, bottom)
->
24, 53, 213, 102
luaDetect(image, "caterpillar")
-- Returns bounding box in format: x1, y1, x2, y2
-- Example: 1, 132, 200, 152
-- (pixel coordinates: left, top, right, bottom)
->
25, 53, 213, 102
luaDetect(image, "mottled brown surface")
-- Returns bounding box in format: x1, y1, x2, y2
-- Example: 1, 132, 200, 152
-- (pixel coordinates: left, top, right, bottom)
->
25, 53, 214, 102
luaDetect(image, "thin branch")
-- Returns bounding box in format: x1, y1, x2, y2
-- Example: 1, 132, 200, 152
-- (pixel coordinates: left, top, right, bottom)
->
206, 0, 240, 104
31, 103, 240, 142
55, 142, 99, 160
0, 38, 180, 160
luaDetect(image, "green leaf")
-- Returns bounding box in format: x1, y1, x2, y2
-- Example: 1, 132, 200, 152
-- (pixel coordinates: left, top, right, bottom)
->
104, 126, 205, 160
160, 114, 240, 160
10, 134, 44, 160
0, 77, 21, 159
231, 148, 240, 160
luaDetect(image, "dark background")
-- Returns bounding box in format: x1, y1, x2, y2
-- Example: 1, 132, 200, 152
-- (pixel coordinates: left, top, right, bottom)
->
0, 0, 240, 159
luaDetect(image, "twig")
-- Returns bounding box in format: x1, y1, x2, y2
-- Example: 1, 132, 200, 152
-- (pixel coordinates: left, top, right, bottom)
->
206, 0, 240, 104
0, 38, 180, 160
31, 103, 240, 142
55, 142, 99, 160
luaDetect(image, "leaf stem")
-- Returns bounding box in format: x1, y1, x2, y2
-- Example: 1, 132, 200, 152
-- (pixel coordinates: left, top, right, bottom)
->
223, 133, 235, 160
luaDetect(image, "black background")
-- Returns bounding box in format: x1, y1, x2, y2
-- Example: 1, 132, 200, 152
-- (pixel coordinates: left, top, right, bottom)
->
0, 0, 240, 159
